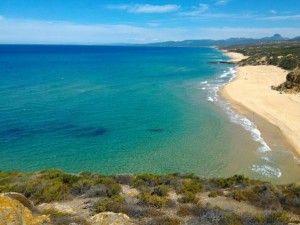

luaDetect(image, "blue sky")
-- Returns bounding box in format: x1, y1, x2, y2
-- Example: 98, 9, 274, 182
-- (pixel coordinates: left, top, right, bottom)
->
0, 0, 299, 44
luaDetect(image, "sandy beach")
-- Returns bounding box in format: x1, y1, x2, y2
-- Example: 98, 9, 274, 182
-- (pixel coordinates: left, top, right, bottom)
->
222, 53, 300, 156
223, 50, 249, 63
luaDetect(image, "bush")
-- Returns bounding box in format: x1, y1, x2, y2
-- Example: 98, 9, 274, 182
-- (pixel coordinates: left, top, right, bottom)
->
98, 177, 122, 197
279, 56, 298, 70
177, 205, 192, 217
231, 190, 248, 202
189, 203, 225, 223
146, 216, 181, 225
138, 193, 169, 208
133, 174, 162, 187
71, 178, 96, 195
215, 175, 249, 188
208, 191, 223, 198
115, 174, 135, 185
41, 208, 89, 225
94, 195, 127, 213
265, 211, 290, 224
177, 180, 202, 194
178, 192, 199, 204
84, 184, 107, 198
10, 176, 71, 204
230, 184, 282, 210
152, 185, 169, 197
220, 213, 242, 225
50, 216, 89, 225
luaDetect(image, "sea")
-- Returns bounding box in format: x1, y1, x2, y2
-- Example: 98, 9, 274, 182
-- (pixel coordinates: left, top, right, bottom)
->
0, 45, 299, 183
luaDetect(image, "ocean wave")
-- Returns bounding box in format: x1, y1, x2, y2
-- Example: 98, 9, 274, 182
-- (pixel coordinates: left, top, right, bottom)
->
199, 66, 275, 177
207, 97, 214, 102
251, 164, 282, 178
221, 97, 271, 153
261, 156, 273, 163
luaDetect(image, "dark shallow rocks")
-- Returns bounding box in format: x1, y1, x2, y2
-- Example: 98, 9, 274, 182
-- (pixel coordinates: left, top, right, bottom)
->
147, 128, 164, 133
209, 61, 236, 64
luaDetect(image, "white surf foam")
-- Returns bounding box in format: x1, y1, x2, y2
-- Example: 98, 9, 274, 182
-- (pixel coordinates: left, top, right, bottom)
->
199, 66, 279, 178
200, 67, 271, 153
207, 97, 214, 102
261, 156, 272, 163
251, 165, 282, 178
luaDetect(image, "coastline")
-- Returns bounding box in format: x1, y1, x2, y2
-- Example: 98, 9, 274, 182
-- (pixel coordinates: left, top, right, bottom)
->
221, 51, 300, 157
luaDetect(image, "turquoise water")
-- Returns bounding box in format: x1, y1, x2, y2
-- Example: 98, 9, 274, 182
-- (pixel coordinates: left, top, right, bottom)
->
0, 45, 299, 183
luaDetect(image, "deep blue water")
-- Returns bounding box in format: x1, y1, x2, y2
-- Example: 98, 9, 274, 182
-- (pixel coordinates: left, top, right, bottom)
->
1, 45, 299, 182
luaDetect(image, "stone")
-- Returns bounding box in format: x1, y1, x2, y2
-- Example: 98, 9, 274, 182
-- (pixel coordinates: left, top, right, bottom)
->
37, 203, 77, 215
90, 212, 132, 225
0, 196, 49, 225
273, 67, 300, 93
0, 192, 34, 210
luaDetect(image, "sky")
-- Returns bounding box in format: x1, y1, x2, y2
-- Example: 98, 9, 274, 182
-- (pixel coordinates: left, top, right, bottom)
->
0, 0, 300, 44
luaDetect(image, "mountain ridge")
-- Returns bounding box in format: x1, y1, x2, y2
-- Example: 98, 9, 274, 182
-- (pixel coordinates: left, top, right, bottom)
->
145, 34, 297, 47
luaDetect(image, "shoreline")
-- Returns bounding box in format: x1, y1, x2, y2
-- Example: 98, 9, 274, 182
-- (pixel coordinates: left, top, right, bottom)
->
221, 51, 300, 158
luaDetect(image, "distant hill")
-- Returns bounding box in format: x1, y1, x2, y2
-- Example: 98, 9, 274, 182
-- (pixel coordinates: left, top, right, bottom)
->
145, 34, 294, 47
292, 36, 300, 41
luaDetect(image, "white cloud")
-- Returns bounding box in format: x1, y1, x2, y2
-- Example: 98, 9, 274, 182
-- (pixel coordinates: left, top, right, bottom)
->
270, 10, 277, 14
147, 22, 160, 27
0, 18, 299, 44
107, 4, 180, 14
259, 14, 300, 20
180, 4, 209, 16
215, 0, 230, 6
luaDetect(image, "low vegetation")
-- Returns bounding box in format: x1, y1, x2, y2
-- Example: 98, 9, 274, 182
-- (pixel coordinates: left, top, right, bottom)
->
0, 170, 299, 224
224, 43, 300, 70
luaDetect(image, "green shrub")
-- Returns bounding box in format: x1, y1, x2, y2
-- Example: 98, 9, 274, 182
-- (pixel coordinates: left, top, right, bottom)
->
279, 56, 298, 70
230, 184, 282, 210
177, 180, 202, 194
152, 185, 169, 197
133, 174, 163, 187
215, 174, 249, 188
178, 192, 199, 204
32, 181, 71, 203
220, 213, 242, 225
138, 193, 169, 208
265, 211, 290, 224
98, 177, 122, 197
94, 195, 127, 213
147, 216, 181, 225
208, 191, 223, 198
71, 178, 95, 195
115, 174, 135, 185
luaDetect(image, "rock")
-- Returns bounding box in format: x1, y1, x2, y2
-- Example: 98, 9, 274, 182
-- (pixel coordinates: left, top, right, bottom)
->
90, 212, 132, 225
37, 203, 77, 215
286, 67, 300, 83
0, 192, 34, 210
273, 67, 300, 93
0, 195, 49, 225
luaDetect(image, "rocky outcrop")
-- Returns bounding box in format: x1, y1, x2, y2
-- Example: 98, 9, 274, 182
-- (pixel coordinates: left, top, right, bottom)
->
37, 202, 77, 215
0, 195, 49, 225
90, 212, 132, 225
0, 192, 34, 210
272, 67, 300, 93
